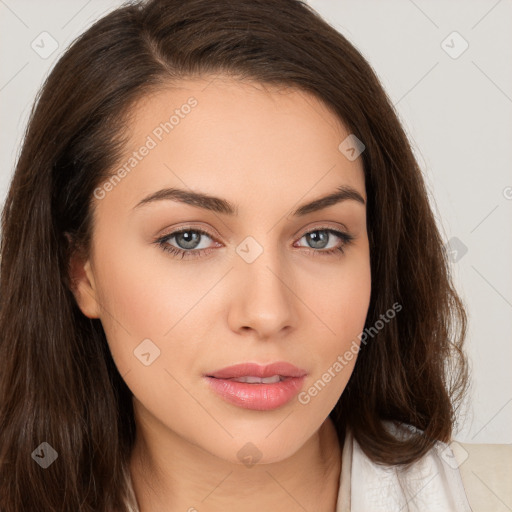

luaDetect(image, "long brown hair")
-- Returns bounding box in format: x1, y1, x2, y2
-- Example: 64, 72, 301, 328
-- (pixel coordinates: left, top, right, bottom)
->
0, 0, 468, 509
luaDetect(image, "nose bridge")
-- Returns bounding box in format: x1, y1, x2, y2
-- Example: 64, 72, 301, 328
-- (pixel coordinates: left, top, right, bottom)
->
229, 234, 297, 335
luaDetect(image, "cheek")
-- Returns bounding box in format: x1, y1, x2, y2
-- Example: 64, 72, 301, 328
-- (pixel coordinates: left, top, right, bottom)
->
93, 231, 188, 329
297, 273, 370, 415
90, 236, 177, 369
92, 234, 221, 382
308, 251, 371, 343
301, 252, 371, 391
336, 275, 372, 339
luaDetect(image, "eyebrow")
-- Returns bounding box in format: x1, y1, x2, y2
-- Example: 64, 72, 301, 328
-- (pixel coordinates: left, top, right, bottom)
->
133, 184, 365, 216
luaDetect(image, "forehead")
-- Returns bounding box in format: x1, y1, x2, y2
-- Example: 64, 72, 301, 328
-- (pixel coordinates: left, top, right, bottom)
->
98, 75, 366, 214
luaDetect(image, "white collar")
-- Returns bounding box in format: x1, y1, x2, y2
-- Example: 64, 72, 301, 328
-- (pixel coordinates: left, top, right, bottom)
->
337, 425, 472, 511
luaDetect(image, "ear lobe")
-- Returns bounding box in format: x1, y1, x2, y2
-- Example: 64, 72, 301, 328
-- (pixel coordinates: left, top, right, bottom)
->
67, 240, 101, 319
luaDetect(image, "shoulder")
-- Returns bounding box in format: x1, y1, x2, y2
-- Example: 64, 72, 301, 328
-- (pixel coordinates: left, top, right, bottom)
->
346, 423, 511, 512
346, 426, 473, 512
451, 440, 512, 512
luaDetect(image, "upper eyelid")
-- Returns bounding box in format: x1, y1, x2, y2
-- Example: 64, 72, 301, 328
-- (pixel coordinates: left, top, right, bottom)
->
297, 225, 349, 237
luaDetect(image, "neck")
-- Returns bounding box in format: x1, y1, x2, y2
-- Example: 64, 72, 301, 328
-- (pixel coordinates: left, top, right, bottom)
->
129, 412, 342, 512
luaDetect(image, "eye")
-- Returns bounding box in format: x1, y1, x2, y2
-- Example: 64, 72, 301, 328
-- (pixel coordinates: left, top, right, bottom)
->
154, 226, 354, 259
155, 227, 218, 259
294, 227, 354, 257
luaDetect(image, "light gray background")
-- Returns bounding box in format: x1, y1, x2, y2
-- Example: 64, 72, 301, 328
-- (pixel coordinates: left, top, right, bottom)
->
1, 0, 511, 443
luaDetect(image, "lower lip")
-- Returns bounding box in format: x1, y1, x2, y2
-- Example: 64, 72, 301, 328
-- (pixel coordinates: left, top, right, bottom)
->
205, 376, 306, 410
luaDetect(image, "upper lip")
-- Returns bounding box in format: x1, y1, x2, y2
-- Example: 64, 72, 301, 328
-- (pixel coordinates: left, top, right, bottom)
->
206, 362, 307, 379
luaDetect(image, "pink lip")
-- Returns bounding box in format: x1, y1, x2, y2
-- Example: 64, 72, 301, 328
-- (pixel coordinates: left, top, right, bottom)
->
206, 362, 307, 379
204, 362, 307, 411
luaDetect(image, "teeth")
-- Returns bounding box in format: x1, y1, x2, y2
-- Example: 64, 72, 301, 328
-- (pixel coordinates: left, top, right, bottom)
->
230, 375, 282, 384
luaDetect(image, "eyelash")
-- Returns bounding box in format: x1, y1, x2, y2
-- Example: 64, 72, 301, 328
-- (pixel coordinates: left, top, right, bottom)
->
154, 225, 355, 260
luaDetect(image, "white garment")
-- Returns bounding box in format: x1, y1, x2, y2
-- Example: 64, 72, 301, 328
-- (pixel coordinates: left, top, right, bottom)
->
338, 428, 473, 512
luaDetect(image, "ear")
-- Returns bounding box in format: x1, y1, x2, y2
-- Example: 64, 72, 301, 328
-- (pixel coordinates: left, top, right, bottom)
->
67, 234, 101, 319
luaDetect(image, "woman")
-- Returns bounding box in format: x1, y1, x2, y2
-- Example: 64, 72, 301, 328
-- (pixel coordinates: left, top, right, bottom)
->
1, 0, 508, 510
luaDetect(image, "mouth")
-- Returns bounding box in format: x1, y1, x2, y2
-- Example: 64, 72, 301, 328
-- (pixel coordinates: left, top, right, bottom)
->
204, 362, 307, 411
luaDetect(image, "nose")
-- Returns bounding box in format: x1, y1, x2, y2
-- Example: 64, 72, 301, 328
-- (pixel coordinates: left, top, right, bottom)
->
227, 241, 298, 340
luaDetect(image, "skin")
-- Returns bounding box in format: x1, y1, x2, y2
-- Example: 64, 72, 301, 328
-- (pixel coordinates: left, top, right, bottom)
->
70, 75, 371, 512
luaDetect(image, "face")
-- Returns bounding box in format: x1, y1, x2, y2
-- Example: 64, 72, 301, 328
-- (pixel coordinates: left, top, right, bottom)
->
71, 75, 371, 465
